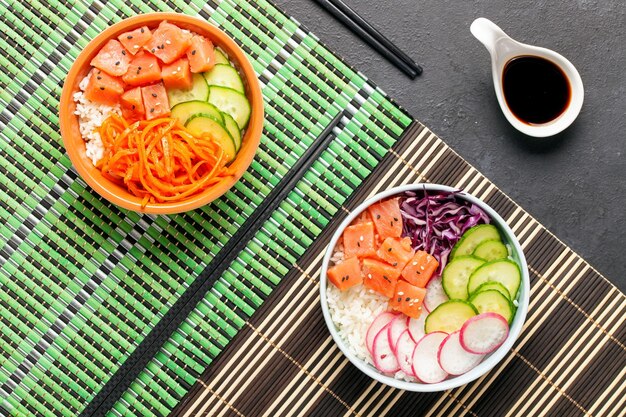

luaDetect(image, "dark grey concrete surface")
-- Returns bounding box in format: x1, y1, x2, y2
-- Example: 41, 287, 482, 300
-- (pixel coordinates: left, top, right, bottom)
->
277, 0, 626, 290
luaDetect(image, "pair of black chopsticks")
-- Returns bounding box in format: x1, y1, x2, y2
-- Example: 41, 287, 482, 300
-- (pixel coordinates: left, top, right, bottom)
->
313, 0, 423, 78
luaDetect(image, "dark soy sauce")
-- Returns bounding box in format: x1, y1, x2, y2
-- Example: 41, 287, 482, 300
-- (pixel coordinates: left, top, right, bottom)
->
502, 56, 571, 125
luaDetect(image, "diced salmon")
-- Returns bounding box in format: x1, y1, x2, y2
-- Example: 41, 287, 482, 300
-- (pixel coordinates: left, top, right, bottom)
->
342, 221, 376, 259
362, 258, 401, 298
122, 51, 161, 86
187, 35, 216, 73
90, 39, 131, 77
368, 198, 403, 240
327, 257, 362, 291
141, 83, 170, 120
120, 87, 145, 122
401, 250, 439, 288
376, 237, 415, 270
350, 210, 373, 226
143, 21, 191, 64
118, 26, 152, 55
389, 280, 426, 319
84, 69, 124, 106
161, 58, 192, 90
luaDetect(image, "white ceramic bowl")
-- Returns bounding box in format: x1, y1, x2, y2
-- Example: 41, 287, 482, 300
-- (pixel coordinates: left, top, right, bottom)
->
319, 184, 530, 392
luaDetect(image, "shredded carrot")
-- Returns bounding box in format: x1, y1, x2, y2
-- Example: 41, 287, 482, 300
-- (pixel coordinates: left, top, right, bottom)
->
97, 114, 234, 208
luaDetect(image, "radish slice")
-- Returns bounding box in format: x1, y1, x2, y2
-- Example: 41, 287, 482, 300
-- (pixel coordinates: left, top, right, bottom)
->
411, 332, 448, 383
388, 315, 409, 353
408, 313, 426, 343
395, 330, 417, 376
366, 312, 397, 354
424, 275, 448, 312
372, 323, 400, 373
438, 331, 485, 375
460, 313, 509, 354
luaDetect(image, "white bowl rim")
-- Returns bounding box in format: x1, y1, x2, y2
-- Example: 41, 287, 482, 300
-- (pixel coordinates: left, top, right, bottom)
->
319, 183, 530, 392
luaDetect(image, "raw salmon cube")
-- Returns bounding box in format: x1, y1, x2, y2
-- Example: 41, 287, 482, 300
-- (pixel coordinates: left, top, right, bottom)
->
143, 21, 191, 64
90, 39, 131, 77
389, 280, 426, 318
120, 87, 145, 121
162, 58, 192, 90
368, 198, 403, 240
122, 51, 162, 86
401, 250, 439, 288
377, 237, 415, 270
141, 83, 170, 120
187, 35, 216, 73
327, 257, 362, 291
342, 221, 376, 259
84, 69, 124, 106
118, 26, 152, 55
362, 258, 401, 298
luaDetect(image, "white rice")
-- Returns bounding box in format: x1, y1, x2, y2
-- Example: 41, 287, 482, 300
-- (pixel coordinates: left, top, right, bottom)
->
73, 73, 120, 165
326, 244, 417, 382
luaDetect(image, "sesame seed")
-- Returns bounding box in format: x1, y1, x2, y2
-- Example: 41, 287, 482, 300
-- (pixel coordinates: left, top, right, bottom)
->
376, 215, 381, 219
165, 40, 171, 45
177, 67, 181, 71
420, 266, 425, 270
133, 44, 139, 49
99, 86, 104, 90
405, 297, 410, 301
150, 108, 154, 113
131, 105, 135, 110
127, 35, 133, 39
172, 71, 177, 75
96, 76, 102, 80
397, 292, 404, 295
367, 274, 372, 279
151, 48, 155, 53
151, 93, 157, 97
192, 49, 196, 55
140, 28, 145, 33
412, 262, 418, 266
160, 43, 164, 49
115, 61, 120, 65
359, 236, 364, 241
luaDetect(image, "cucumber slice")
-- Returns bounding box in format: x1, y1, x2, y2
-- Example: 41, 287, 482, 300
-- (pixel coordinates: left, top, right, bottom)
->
167, 73, 209, 108
221, 112, 241, 151
473, 240, 509, 261
185, 116, 236, 163
208, 86, 251, 129
469, 290, 514, 323
214, 49, 230, 65
424, 300, 477, 334
441, 256, 485, 300
171, 101, 223, 126
451, 224, 501, 259
467, 260, 522, 301
470, 281, 511, 300
203, 64, 245, 93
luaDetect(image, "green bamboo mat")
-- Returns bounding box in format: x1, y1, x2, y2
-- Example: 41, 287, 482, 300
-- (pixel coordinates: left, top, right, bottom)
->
0, 0, 413, 416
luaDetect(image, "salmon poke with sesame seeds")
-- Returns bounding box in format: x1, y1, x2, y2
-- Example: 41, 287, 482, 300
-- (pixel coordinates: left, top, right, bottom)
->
73, 19, 252, 207
326, 189, 523, 383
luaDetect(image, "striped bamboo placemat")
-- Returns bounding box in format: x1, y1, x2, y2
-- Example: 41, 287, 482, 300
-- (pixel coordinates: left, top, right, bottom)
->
173, 122, 626, 417
0, 0, 413, 416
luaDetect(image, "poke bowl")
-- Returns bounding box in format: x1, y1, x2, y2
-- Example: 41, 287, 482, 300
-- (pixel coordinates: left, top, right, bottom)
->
320, 184, 529, 391
59, 13, 263, 214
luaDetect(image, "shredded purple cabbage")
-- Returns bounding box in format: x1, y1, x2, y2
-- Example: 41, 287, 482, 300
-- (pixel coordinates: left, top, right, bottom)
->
400, 189, 490, 275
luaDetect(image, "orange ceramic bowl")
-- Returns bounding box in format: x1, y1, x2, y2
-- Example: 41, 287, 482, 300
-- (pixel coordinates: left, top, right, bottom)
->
59, 13, 263, 214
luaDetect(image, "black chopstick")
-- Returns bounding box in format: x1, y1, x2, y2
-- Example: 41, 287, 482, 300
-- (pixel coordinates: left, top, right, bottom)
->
313, 0, 422, 78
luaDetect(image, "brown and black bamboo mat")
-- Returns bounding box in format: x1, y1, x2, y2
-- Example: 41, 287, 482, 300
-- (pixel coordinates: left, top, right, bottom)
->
174, 122, 626, 417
